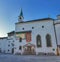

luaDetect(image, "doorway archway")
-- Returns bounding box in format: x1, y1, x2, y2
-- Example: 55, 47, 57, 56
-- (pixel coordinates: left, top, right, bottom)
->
23, 43, 36, 55
12, 48, 14, 54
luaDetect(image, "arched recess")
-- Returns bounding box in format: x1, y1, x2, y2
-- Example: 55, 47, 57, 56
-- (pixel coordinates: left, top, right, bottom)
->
36, 35, 42, 47
46, 34, 52, 47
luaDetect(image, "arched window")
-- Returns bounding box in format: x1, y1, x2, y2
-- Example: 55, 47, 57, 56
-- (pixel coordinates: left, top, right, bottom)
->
36, 35, 41, 47
46, 34, 52, 47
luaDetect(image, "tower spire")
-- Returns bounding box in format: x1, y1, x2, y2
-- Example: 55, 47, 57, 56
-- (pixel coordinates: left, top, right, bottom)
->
18, 8, 24, 22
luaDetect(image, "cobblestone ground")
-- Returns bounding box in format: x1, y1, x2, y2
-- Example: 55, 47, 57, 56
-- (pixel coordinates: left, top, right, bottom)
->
0, 54, 60, 62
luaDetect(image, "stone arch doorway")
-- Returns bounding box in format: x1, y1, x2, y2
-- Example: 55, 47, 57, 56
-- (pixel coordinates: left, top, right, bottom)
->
23, 43, 36, 55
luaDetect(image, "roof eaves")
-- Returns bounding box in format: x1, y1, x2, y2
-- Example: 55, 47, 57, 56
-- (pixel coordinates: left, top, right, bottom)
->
15, 18, 54, 24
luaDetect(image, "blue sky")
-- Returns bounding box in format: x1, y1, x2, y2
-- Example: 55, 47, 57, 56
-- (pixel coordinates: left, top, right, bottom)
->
0, 0, 60, 37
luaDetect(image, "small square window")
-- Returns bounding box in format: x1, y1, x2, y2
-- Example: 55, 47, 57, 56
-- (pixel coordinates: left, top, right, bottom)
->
11, 43, 14, 46
53, 49, 55, 51
8, 45, 10, 46
42, 26, 44, 28
32, 27, 34, 29
8, 50, 10, 51
22, 28, 24, 30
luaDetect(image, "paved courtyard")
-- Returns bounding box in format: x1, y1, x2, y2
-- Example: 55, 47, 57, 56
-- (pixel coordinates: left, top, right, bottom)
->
0, 54, 60, 62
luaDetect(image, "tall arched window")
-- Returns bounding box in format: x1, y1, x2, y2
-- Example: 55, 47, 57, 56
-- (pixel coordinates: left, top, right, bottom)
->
36, 35, 41, 47
46, 34, 52, 47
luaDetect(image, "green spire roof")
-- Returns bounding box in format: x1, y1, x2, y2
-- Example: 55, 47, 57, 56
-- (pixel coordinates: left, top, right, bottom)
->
19, 8, 23, 17
18, 8, 24, 22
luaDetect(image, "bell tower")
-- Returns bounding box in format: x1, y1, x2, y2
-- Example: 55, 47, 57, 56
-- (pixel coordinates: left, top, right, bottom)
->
18, 8, 24, 22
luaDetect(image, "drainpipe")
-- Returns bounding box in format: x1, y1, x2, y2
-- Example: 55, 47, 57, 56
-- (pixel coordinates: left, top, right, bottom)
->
53, 20, 59, 56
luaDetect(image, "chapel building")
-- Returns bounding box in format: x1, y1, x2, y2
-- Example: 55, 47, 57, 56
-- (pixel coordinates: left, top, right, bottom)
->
0, 9, 60, 55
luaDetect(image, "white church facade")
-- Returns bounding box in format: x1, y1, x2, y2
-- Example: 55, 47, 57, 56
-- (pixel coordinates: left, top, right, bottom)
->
0, 9, 60, 55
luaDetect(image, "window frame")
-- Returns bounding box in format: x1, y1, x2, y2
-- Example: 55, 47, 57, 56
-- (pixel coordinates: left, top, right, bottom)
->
46, 34, 52, 47
36, 35, 42, 47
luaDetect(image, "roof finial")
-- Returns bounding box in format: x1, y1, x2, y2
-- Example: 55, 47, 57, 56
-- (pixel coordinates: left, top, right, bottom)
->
48, 14, 51, 18
18, 8, 24, 22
